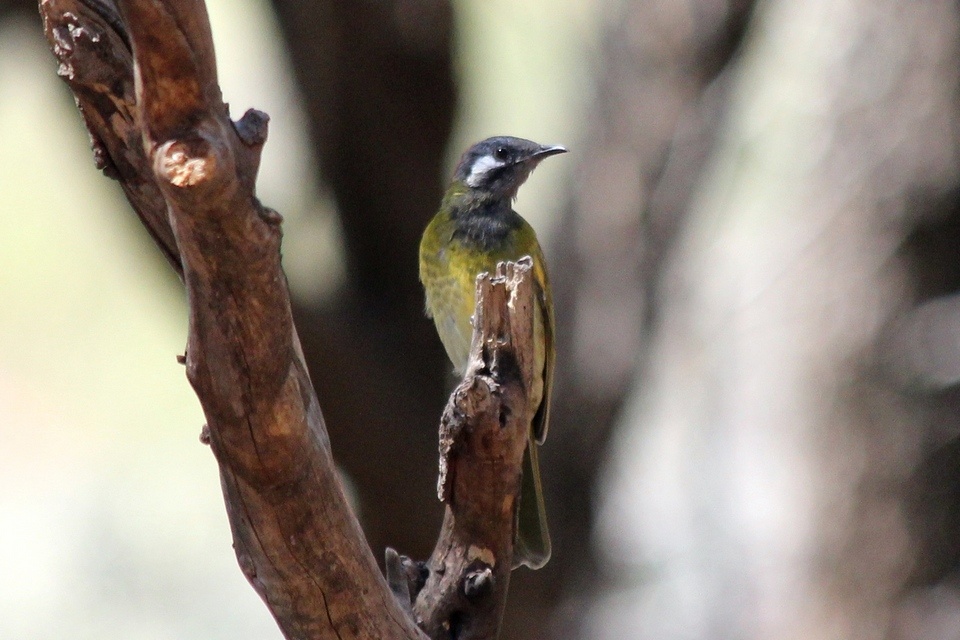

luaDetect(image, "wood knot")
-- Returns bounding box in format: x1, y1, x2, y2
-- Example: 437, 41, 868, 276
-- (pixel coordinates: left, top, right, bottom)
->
157, 139, 215, 187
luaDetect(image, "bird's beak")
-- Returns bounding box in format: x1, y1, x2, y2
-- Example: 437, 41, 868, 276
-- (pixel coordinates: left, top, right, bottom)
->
531, 144, 568, 161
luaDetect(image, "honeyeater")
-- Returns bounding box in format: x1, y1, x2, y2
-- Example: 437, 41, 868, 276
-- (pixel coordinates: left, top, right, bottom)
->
419, 136, 566, 570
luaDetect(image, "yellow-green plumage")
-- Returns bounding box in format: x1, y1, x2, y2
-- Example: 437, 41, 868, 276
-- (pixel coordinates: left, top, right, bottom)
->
419, 136, 563, 570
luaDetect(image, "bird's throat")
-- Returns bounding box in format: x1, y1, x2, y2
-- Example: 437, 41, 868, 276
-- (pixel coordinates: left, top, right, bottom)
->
449, 197, 521, 253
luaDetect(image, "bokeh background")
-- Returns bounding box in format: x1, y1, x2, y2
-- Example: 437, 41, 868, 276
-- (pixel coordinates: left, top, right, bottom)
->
4, 0, 960, 638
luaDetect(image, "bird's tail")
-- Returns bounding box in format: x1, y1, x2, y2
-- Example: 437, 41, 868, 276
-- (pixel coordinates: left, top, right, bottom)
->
514, 434, 551, 570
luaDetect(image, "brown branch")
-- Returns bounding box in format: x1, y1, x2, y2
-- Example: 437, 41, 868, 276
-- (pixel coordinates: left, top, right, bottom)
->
40, 0, 424, 637
42, 0, 181, 272
40, 0, 532, 638
412, 259, 536, 640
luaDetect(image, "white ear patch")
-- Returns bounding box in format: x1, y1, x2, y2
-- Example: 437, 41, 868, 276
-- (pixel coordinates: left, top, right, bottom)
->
465, 154, 505, 187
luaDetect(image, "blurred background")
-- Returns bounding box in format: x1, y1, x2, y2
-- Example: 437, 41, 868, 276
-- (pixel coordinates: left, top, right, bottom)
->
3, 0, 960, 638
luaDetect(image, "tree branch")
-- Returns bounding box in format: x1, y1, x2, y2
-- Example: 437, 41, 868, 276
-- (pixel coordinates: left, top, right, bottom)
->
41, 0, 425, 637
412, 259, 537, 640
39, 0, 534, 638
42, 0, 181, 272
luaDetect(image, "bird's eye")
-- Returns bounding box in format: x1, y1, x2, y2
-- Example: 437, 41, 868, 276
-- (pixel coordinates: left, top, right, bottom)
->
494, 146, 509, 161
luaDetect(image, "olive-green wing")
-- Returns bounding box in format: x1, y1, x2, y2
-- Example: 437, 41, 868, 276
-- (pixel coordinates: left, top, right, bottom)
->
515, 240, 554, 568
531, 243, 554, 444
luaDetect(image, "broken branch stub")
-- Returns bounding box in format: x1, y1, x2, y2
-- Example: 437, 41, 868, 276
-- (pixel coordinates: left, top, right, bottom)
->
415, 258, 536, 640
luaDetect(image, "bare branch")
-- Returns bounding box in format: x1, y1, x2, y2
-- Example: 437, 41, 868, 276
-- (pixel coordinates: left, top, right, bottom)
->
41, 0, 425, 637
413, 259, 537, 640
40, 0, 535, 637
41, 0, 180, 272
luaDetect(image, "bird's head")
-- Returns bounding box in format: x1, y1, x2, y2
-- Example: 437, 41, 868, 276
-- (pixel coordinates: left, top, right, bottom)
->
452, 136, 567, 200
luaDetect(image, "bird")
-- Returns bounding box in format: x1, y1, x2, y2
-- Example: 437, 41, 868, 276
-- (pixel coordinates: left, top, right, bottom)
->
419, 135, 565, 569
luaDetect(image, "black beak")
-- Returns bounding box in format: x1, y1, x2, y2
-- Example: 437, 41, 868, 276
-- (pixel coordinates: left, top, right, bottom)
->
530, 144, 568, 161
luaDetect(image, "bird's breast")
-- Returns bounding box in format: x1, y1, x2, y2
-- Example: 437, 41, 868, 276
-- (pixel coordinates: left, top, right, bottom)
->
420, 205, 543, 375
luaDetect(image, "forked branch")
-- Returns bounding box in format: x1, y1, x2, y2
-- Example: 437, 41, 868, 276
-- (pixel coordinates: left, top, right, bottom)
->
39, 1, 535, 638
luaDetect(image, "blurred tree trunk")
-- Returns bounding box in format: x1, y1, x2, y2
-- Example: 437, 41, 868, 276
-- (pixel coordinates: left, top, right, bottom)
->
590, 1, 960, 639
267, 0, 456, 564
0, 0, 33, 16
516, 1, 757, 638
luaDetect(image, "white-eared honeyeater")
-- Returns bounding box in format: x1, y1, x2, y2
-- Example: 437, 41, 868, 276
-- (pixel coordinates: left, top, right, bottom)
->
419, 136, 566, 570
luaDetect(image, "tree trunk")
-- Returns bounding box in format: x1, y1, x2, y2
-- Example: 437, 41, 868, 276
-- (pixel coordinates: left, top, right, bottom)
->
590, 1, 960, 638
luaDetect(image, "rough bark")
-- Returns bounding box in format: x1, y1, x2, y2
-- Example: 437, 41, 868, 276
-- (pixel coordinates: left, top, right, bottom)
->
43, 0, 423, 636
412, 259, 538, 640
39, 0, 531, 638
